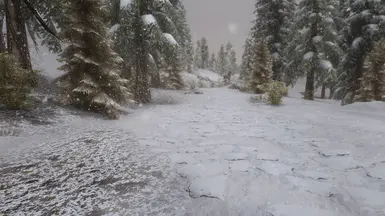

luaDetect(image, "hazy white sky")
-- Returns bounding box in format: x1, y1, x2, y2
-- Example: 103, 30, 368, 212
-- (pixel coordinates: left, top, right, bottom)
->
182, 0, 255, 62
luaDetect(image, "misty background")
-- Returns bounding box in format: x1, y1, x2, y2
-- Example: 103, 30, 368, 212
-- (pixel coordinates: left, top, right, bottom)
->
182, 0, 255, 63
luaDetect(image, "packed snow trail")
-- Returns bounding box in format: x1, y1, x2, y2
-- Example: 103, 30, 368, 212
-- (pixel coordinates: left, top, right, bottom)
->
1, 88, 385, 216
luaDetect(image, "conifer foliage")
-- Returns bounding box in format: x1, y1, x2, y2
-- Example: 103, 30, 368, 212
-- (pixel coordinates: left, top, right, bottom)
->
285, 0, 341, 100
247, 38, 273, 94
251, 0, 295, 81
56, 0, 130, 119
355, 38, 385, 102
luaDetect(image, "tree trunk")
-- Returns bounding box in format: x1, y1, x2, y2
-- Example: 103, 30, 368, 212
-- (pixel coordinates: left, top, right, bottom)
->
329, 83, 335, 99
150, 72, 161, 88
304, 1, 318, 101
0, 13, 6, 52
304, 68, 315, 100
321, 83, 326, 99
4, 0, 31, 70
133, 2, 151, 103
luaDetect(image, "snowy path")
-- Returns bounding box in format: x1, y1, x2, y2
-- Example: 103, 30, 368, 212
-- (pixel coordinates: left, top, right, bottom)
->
1, 88, 385, 215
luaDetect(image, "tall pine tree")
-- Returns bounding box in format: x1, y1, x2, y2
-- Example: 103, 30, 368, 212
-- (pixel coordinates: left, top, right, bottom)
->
200, 37, 209, 69
285, 0, 342, 100
56, 0, 130, 118
251, 0, 296, 81
335, 0, 385, 102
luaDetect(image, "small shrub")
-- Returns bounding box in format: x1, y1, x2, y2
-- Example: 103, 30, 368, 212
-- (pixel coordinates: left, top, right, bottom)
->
0, 53, 37, 109
186, 80, 197, 90
249, 95, 268, 104
266, 82, 283, 105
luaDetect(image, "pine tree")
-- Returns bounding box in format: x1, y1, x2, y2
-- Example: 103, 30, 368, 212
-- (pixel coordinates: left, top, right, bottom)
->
113, 0, 185, 96
193, 40, 202, 69
200, 37, 209, 69
216, 45, 227, 75
165, 46, 184, 90
209, 53, 216, 71
4, 0, 32, 70
247, 38, 273, 94
251, 0, 296, 81
167, 0, 194, 72
25, 0, 63, 53
56, 0, 130, 119
335, 0, 385, 101
285, 0, 342, 100
240, 35, 254, 80
355, 38, 385, 102
225, 42, 237, 75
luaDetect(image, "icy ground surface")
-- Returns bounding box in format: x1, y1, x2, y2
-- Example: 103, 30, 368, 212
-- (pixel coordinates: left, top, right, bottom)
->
1, 88, 385, 216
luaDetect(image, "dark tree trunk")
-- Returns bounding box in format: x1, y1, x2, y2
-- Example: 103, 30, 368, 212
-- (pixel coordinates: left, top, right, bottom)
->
133, 1, 151, 103
0, 13, 6, 52
352, 57, 364, 96
329, 83, 335, 99
150, 72, 161, 88
4, 0, 32, 70
321, 84, 326, 99
304, 0, 318, 101
304, 68, 315, 100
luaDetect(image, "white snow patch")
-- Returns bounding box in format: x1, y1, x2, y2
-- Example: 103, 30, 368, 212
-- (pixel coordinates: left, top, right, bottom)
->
177, 162, 229, 180
303, 52, 314, 60
162, 33, 178, 45
229, 161, 251, 172
319, 59, 333, 70
142, 14, 156, 25
312, 35, 323, 43
189, 175, 228, 200
120, 0, 132, 8
108, 24, 120, 36
273, 205, 340, 216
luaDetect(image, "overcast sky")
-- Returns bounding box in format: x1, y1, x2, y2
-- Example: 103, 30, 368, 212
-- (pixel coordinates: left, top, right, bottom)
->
182, 0, 255, 62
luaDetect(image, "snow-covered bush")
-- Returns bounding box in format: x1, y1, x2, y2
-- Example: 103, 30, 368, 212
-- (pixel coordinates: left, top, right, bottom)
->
0, 53, 37, 109
186, 79, 197, 90
248, 82, 285, 105
249, 95, 268, 104
266, 82, 283, 105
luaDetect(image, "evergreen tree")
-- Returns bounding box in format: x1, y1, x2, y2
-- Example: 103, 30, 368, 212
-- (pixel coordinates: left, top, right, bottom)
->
240, 35, 254, 80
228, 48, 238, 75
167, 0, 194, 72
251, 0, 296, 81
4, 0, 32, 70
25, 0, 63, 53
193, 40, 202, 69
209, 53, 216, 71
247, 38, 273, 94
56, 0, 130, 119
216, 45, 227, 75
200, 37, 209, 69
285, 0, 342, 100
164, 46, 184, 90
113, 0, 186, 97
335, 0, 385, 101
225, 42, 237, 75
355, 38, 385, 102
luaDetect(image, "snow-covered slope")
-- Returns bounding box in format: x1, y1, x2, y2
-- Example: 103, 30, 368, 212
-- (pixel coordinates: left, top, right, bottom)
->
181, 69, 223, 89
1, 87, 385, 215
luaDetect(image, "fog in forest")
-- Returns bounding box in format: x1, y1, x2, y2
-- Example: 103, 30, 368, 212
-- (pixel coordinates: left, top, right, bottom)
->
182, 0, 255, 62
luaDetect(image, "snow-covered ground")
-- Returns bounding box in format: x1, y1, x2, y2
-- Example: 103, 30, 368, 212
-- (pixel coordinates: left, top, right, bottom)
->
1, 84, 385, 215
